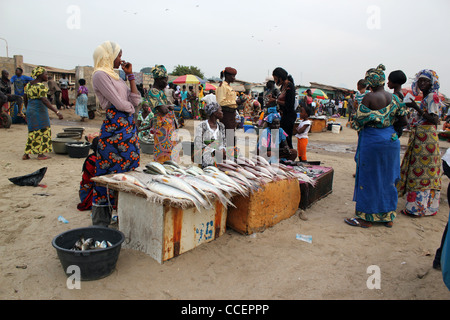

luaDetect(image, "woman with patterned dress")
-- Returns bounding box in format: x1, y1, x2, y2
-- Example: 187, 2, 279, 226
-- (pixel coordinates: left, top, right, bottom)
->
397, 69, 442, 217
22, 66, 64, 160
75, 78, 89, 121
147, 65, 178, 163
136, 100, 154, 142
345, 64, 407, 228
91, 41, 141, 226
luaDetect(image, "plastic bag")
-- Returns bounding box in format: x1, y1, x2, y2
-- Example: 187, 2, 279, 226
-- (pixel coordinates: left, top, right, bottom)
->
8, 167, 47, 187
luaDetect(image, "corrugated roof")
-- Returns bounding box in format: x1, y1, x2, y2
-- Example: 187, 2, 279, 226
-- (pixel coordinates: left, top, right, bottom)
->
24, 63, 75, 74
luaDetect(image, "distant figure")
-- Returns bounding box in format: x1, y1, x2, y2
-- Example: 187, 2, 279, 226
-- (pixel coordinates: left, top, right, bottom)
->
387, 70, 407, 137
0, 69, 25, 122
75, 78, 89, 121
295, 105, 312, 162
10, 67, 32, 121
216, 67, 238, 135
59, 74, 70, 108
47, 75, 63, 110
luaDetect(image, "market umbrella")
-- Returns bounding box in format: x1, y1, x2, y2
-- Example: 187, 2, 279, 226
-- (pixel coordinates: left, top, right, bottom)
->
203, 83, 217, 91
171, 74, 206, 84
300, 88, 328, 100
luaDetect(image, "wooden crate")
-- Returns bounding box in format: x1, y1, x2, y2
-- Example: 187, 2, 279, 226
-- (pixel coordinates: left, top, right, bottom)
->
226, 179, 300, 235
116, 192, 227, 264
299, 166, 334, 209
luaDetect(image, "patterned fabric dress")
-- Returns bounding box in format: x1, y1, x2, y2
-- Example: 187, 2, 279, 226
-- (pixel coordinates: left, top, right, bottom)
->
397, 94, 442, 216
352, 95, 407, 222
92, 106, 140, 208
146, 88, 178, 163
24, 82, 52, 154
75, 85, 89, 118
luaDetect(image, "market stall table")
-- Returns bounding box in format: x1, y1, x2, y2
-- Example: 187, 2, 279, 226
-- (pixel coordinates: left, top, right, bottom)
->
226, 178, 300, 235
92, 174, 227, 264
297, 165, 334, 209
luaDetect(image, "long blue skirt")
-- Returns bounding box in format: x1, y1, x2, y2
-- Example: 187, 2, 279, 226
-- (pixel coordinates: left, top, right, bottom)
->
92, 106, 140, 208
353, 126, 400, 222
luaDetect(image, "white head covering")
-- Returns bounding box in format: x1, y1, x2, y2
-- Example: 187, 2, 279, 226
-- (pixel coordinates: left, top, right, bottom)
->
93, 41, 121, 80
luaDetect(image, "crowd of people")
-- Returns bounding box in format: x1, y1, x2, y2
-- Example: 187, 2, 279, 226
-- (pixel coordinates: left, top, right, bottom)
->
3, 41, 450, 285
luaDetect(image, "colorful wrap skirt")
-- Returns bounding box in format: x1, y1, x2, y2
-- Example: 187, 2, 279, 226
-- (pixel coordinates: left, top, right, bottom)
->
24, 99, 52, 154
92, 106, 140, 208
398, 125, 442, 216
353, 126, 400, 222
75, 93, 89, 118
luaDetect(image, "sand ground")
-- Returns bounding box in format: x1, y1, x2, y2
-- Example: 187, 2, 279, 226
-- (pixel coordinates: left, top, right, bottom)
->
1, 108, 450, 300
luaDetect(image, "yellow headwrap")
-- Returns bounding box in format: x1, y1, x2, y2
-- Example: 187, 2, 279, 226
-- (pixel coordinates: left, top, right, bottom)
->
31, 66, 46, 79
92, 41, 121, 80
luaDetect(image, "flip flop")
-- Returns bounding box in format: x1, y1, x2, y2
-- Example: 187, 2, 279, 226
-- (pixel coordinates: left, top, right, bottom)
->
22, 154, 30, 160
344, 217, 372, 228
401, 209, 420, 218
384, 221, 394, 228
37, 155, 51, 160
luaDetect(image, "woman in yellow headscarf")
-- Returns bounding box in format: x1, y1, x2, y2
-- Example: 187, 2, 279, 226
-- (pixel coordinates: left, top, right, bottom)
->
91, 41, 142, 227
22, 66, 63, 160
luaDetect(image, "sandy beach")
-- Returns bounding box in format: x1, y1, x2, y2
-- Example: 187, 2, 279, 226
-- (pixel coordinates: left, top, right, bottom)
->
1, 108, 450, 300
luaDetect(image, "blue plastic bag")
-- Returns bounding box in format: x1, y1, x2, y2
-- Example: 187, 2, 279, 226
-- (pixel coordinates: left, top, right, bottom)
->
441, 218, 450, 290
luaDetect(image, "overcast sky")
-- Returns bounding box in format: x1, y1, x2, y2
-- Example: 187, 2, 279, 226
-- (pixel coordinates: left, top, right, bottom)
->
1, 0, 449, 95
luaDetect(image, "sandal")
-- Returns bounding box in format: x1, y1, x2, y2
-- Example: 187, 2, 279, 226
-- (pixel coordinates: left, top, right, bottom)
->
344, 217, 372, 228
401, 209, 420, 218
37, 155, 51, 160
22, 154, 30, 160
384, 221, 394, 228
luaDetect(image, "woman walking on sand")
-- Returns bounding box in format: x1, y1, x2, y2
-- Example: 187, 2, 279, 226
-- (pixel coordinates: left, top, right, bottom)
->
345, 64, 407, 228
22, 66, 64, 160
75, 78, 89, 121
397, 69, 442, 217
91, 41, 141, 226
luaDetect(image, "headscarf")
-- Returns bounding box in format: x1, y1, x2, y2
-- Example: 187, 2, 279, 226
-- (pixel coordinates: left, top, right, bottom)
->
411, 69, 441, 102
264, 112, 281, 124
365, 64, 386, 88
93, 41, 121, 80
151, 65, 168, 79
31, 66, 46, 79
205, 102, 220, 117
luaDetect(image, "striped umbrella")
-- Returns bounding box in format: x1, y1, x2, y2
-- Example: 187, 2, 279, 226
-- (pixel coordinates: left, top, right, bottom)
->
203, 83, 217, 91
300, 88, 328, 100
171, 74, 206, 84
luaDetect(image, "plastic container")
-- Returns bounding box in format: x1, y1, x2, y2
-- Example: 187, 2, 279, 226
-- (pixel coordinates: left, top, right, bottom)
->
52, 226, 125, 281
52, 137, 79, 154
63, 127, 85, 136
332, 124, 341, 134
140, 140, 154, 154
65, 141, 91, 158
56, 132, 81, 139
243, 124, 256, 133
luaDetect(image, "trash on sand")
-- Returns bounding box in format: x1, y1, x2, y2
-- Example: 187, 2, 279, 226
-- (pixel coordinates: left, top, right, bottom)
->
58, 216, 69, 224
296, 234, 312, 244
8, 167, 47, 187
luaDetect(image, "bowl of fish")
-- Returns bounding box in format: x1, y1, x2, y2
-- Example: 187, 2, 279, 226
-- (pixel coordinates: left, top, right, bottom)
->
52, 226, 125, 281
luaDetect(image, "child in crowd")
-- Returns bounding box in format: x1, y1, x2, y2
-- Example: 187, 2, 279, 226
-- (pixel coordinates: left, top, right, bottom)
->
387, 70, 407, 137
295, 106, 312, 162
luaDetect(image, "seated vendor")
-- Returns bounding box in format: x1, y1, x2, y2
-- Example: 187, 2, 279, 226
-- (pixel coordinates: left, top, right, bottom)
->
258, 112, 297, 163
194, 102, 227, 168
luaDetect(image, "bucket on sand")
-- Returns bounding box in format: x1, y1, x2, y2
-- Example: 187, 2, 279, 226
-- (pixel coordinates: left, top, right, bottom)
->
332, 124, 341, 134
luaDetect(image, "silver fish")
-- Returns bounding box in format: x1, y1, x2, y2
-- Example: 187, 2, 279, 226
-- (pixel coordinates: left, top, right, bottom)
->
206, 171, 248, 196
153, 175, 210, 208
145, 181, 204, 211
181, 176, 235, 208
145, 162, 167, 175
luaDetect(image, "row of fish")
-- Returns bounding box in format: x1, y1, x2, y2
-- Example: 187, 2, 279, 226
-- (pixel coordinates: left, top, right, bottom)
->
108, 156, 316, 211
72, 237, 114, 251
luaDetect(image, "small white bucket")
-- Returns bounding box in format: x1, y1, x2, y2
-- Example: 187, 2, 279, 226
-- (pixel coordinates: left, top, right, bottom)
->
332, 124, 341, 134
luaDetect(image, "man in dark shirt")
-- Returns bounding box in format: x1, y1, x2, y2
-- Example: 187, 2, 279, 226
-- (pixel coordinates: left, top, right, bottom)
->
0, 70, 25, 119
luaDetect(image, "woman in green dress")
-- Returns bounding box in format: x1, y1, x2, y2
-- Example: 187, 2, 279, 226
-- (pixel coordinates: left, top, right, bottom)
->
22, 66, 63, 160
